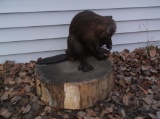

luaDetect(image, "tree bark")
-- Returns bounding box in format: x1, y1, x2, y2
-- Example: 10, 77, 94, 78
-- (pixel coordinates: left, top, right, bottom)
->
35, 57, 114, 109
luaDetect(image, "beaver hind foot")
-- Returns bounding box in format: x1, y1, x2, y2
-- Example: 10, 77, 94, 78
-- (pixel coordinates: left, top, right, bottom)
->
78, 62, 94, 72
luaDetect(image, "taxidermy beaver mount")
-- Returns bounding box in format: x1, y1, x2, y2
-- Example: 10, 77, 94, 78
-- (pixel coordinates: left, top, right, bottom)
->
37, 10, 116, 72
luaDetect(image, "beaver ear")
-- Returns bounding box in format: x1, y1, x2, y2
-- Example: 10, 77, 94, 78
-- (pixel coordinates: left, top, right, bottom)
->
105, 16, 112, 20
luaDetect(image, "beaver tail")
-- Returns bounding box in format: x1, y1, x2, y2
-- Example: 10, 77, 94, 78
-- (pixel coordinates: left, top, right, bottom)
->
37, 54, 67, 65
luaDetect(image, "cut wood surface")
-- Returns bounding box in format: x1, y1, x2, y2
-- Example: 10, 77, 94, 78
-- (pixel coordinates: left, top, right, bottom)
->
35, 57, 114, 109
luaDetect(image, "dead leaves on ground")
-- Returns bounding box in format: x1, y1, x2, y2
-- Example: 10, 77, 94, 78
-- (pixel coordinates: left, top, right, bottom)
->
108, 46, 160, 119
0, 61, 38, 118
0, 46, 160, 119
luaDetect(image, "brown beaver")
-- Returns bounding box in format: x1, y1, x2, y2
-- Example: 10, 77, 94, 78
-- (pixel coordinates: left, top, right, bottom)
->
37, 10, 116, 72
66, 10, 116, 72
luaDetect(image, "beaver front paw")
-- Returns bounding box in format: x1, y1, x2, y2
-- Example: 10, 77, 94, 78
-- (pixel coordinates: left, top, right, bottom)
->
94, 48, 108, 60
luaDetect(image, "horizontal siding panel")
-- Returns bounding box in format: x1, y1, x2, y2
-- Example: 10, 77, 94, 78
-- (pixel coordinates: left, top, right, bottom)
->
1, 19, 160, 43
0, 25, 69, 42
113, 31, 160, 45
1, 7, 160, 28
113, 42, 148, 52
1, 31, 160, 56
0, 50, 65, 63
0, 38, 67, 55
117, 19, 160, 33
0, 0, 160, 13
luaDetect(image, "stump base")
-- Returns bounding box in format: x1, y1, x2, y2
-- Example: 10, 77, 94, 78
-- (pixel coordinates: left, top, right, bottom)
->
35, 57, 114, 109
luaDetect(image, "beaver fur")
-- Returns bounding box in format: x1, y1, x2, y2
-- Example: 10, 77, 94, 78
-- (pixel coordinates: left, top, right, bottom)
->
66, 10, 116, 72
37, 10, 116, 72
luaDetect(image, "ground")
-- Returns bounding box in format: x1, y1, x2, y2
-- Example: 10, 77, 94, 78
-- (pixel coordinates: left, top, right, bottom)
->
0, 46, 160, 119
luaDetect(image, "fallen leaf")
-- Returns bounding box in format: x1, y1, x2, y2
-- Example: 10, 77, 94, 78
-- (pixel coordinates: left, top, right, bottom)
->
157, 111, 160, 119
123, 95, 129, 106
37, 101, 45, 106
150, 68, 158, 73
137, 85, 148, 94
63, 114, 69, 119
143, 95, 153, 105
86, 109, 97, 117
44, 106, 52, 113
152, 104, 158, 111
35, 116, 41, 119
24, 85, 31, 93
1, 92, 9, 100
21, 104, 31, 114
0, 108, 12, 118
28, 61, 36, 68
11, 95, 22, 104
147, 89, 154, 94
8, 79, 16, 85
135, 117, 143, 119
9, 90, 19, 98
149, 48, 156, 57
16, 78, 23, 84
0, 76, 4, 85
95, 117, 101, 119
4, 78, 10, 84
29, 78, 35, 87
22, 76, 30, 83
19, 72, 27, 78
26, 92, 35, 97
142, 103, 150, 111
30, 96, 38, 102
119, 66, 126, 71
0, 64, 4, 71
19, 97, 29, 105
121, 109, 126, 118
0, 108, 5, 114
124, 77, 131, 84
77, 111, 86, 118
148, 113, 158, 119
158, 101, 160, 107
118, 79, 127, 88
141, 81, 150, 90
106, 106, 113, 113
151, 85, 160, 93
101, 110, 109, 117
108, 114, 119, 119
141, 65, 150, 71
30, 103, 41, 113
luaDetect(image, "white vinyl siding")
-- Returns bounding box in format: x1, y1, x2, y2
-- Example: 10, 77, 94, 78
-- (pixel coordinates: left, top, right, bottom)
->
0, 0, 160, 63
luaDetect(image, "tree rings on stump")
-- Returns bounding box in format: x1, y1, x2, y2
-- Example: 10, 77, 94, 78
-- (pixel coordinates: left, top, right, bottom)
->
35, 56, 114, 110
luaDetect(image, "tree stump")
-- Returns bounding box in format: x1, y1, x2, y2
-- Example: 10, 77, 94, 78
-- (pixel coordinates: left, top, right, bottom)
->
35, 57, 114, 110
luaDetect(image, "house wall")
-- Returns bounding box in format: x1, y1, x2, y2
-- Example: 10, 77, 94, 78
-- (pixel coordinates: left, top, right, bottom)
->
0, 0, 160, 63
